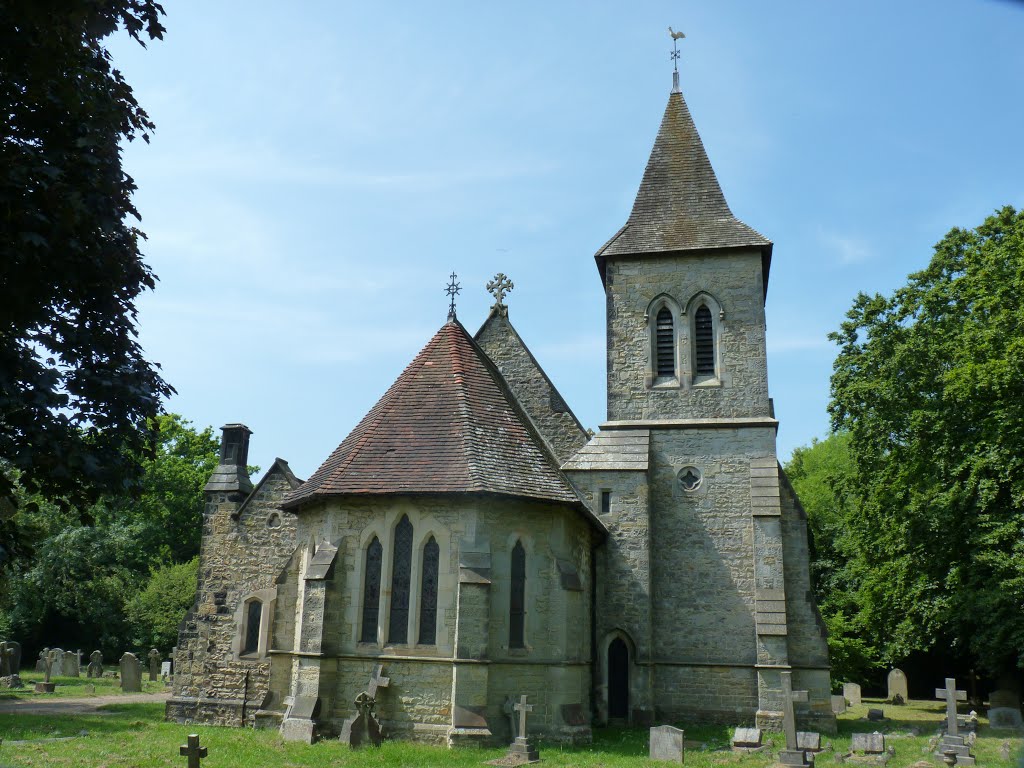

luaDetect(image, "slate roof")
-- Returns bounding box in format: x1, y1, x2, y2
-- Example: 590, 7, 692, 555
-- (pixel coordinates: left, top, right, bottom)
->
595, 89, 772, 281
282, 319, 583, 510
561, 429, 650, 472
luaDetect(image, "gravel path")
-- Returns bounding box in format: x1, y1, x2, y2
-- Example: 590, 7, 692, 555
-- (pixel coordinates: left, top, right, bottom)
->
0, 691, 170, 716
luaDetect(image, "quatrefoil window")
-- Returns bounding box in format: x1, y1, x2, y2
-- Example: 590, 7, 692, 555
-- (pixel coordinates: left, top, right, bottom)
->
678, 467, 702, 492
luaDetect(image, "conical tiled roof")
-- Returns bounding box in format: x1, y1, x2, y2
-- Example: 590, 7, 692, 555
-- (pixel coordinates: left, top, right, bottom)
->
595, 89, 772, 280
282, 320, 583, 510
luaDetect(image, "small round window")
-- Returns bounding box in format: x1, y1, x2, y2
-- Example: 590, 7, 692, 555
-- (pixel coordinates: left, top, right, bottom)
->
678, 466, 702, 492
267, 512, 282, 529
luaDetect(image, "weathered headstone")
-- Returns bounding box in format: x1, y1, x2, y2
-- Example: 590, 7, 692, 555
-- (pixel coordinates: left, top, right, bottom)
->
34, 648, 59, 692
887, 668, 908, 703
935, 678, 975, 766
339, 665, 389, 748
0, 642, 13, 677
148, 649, 160, 682
47, 647, 65, 677
732, 727, 763, 749
843, 682, 862, 707
119, 652, 142, 692
867, 708, 885, 721
63, 649, 80, 677
851, 732, 886, 754
161, 661, 172, 681
179, 733, 208, 768
797, 732, 822, 752
831, 694, 847, 714
0, 641, 23, 688
504, 695, 540, 764
778, 671, 811, 767
503, 694, 518, 739
988, 689, 1023, 730
35, 648, 46, 671
87, 650, 103, 678
650, 725, 685, 763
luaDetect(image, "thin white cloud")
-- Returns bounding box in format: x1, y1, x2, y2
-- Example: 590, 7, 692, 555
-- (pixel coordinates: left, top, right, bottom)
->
818, 229, 873, 265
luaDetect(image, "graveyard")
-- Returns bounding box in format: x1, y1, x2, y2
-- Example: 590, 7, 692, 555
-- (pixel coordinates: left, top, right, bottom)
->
0, 691, 1022, 767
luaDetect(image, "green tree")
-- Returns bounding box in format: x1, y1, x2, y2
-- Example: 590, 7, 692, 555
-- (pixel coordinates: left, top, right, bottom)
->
0, 0, 172, 515
125, 558, 199, 652
828, 205, 1024, 678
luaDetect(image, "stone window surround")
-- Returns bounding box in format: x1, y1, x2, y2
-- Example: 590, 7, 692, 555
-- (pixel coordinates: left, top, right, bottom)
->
352, 505, 454, 654
498, 530, 536, 654
644, 293, 682, 388
684, 291, 725, 387
231, 587, 277, 661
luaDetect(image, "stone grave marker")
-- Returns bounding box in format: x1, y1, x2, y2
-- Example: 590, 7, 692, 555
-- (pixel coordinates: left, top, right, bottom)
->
34, 648, 59, 692
797, 732, 822, 752
851, 732, 885, 754
340, 666, 389, 748
0, 642, 14, 677
35, 648, 46, 671
48, 647, 65, 677
867, 708, 885, 721
887, 669, 908, 703
778, 671, 811, 767
0, 641, 23, 688
63, 649, 80, 677
148, 649, 161, 682
120, 652, 142, 692
179, 733, 208, 768
988, 689, 1023, 730
831, 695, 847, 714
650, 725, 685, 763
843, 682, 862, 706
935, 678, 975, 766
485, 695, 541, 765
87, 650, 103, 678
161, 661, 172, 681
732, 727, 762, 749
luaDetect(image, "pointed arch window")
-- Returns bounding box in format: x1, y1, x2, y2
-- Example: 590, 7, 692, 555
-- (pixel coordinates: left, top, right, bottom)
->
418, 536, 440, 645
694, 304, 715, 376
360, 537, 383, 643
655, 307, 675, 377
509, 540, 526, 648
388, 515, 413, 644
242, 599, 262, 655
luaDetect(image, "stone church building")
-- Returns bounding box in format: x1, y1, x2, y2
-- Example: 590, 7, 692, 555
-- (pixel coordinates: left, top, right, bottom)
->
167, 72, 835, 744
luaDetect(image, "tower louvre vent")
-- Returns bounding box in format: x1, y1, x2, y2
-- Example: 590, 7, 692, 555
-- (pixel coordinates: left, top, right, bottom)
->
694, 305, 714, 375
656, 308, 675, 376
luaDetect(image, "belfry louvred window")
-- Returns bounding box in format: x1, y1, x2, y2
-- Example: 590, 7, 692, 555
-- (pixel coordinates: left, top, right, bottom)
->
388, 515, 414, 643
656, 307, 675, 377
360, 537, 383, 643
694, 305, 715, 375
418, 536, 439, 645
509, 540, 526, 648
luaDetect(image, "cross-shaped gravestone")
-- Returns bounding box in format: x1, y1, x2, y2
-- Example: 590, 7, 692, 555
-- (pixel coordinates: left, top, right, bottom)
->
43, 648, 58, 683
935, 677, 967, 737
514, 694, 534, 741
781, 671, 809, 750
0, 642, 13, 677
148, 649, 161, 681
367, 664, 390, 699
179, 733, 207, 768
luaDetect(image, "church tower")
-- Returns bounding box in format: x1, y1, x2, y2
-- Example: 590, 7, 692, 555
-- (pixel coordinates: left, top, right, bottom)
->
563, 69, 834, 731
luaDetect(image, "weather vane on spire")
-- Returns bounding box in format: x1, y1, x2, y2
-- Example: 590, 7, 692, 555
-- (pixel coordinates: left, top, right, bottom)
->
445, 272, 461, 321
668, 27, 685, 93
486, 273, 514, 316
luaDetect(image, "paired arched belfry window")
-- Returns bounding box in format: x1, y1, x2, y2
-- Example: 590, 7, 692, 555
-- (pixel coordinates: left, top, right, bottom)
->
694, 304, 715, 377
242, 599, 262, 655
418, 536, 439, 645
388, 515, 414, 644
360, 537, 383, 643
655, 307, 675, 377
509, 540, 526, 648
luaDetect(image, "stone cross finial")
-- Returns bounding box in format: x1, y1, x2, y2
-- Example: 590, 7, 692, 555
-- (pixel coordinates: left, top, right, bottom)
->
367, 664, 390, 699
486, 273, 514, 313
179, 733, 208, 768
445, 272, 461, 321
43, 648, 58, 683
781, 671, 809, 750
936, 677, 967, 736
513, 694, 534, 740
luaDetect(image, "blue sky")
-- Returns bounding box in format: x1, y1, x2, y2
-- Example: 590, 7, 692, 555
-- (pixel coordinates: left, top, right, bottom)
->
110, 1, 1024, 479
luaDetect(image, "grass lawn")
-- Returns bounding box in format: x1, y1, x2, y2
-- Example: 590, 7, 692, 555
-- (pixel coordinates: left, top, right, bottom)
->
0, 697, 1020, 767
0, 670, 166, 699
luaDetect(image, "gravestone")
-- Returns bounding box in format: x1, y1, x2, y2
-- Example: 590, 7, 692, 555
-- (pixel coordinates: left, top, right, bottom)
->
650, 725, 685, 763
63, 649, 80, 677
831, 695, 847, 714
732, 727, 763, 749
0, 642, 14, 676
87, 650, 103, 678
489, 695, 540, 765
161, 661, 172, 681
503, 695, 518, 739
843, 682, 862, 707
34, 648, 59, 692
0, 641, 23, 688
988, 689, 1023, 730
797, 732, 822, 752
148, 649, 161, 682
35, 649, 46, 671
179, 733, 208, 768
120, 652, 142, 692
47, 647, 65, 677
867, 708, 885, 721
778, 671, 811, 767
887, 669, 908, 703
339, 666, 389, 748
935, 678, 975, 766
852, 732, 885, 754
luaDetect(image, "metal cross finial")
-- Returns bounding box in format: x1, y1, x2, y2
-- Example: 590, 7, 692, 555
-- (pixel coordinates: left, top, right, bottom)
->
445, 272, 461, 321
486, 273, 514, 315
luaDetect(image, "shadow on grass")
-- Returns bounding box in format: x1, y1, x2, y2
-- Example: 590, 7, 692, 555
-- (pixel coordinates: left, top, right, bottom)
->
0, 702, 166, 741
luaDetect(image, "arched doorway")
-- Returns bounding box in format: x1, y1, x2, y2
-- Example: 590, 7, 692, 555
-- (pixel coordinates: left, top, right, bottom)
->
607, 636, 630, 721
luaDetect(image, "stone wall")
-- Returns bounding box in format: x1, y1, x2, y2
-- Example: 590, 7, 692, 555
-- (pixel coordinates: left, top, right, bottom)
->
604, 249, 771, 422
167, 461, 299, 726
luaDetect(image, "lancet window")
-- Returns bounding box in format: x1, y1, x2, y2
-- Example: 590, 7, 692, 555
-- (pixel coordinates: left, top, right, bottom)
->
388, 515, 414, 644
360, 536, 383, 643
509, 540, 526, 648
418, 536, 440, 645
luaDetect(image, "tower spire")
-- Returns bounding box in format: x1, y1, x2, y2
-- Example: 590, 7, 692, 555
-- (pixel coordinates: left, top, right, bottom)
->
668, 26, 685, 93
